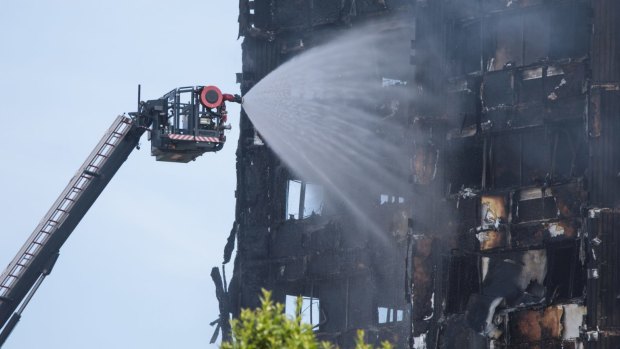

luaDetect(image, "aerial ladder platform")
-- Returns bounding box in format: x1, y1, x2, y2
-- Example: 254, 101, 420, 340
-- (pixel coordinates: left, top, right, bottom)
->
0, 85, 240, 346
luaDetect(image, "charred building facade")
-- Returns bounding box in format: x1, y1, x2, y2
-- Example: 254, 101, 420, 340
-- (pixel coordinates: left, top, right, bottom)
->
215, 0, 620, 348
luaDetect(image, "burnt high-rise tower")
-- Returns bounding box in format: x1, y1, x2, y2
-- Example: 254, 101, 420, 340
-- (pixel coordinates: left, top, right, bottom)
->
214, 1, 620, 348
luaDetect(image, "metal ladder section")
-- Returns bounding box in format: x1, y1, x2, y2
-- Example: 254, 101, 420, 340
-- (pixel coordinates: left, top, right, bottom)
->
0, 116, 134, 303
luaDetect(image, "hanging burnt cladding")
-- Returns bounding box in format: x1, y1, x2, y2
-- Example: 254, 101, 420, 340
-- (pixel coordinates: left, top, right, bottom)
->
135, 85, 241, 163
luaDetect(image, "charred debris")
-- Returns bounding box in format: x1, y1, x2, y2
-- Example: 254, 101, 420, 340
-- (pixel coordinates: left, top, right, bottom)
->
210, 0, 620, 348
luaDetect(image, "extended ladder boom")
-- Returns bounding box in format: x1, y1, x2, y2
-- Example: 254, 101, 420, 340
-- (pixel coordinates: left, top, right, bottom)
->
0, 116, 147, 339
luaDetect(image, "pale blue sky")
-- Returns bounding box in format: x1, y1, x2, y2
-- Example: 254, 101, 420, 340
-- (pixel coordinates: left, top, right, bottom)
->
0, 1, 241, 348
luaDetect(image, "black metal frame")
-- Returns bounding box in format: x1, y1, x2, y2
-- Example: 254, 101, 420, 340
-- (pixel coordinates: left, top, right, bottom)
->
145, 86, 227, 163
160, 86, 223, 135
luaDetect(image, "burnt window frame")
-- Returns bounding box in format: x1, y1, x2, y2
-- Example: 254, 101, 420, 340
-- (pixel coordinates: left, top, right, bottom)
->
446, 2, 591, 77
485, 125, 584, 191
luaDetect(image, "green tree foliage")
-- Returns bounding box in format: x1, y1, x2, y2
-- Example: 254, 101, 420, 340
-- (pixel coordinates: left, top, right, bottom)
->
221, 289, 392, 349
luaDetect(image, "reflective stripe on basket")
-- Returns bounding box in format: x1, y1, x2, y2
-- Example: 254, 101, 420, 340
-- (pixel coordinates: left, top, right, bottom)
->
168, 134, 220, 143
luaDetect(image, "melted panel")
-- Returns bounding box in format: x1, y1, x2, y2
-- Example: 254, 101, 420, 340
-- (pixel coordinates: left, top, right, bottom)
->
446, 138, 483, 194
253, 0, 274, 28
545, 241, 586, 301
446, 86, 478, 130
513, 105, 544, 129
311, 0, 344, 26
483, 70, 514, 108
274, 259, 307, 281
274, 0, 308, 28
412, 143, 439, 185
511, 224, 545, 249
347, 277, 375, 329
482, 0, 544, 12
552, 184, 585, 220
549, 2, 590, 60
448, 0, 480, 19
519, 67, 544, 105
521, 129, 552, 186
523, 10, 551, 65
481, 195, 507, 227
553, 127, 586, 181
318, 280, 347, 332
491, 133, 521, 189
489, 14, 523, 70
508, 306, 564, 344
516, 194, 557, 223
446, 254, 480, 314
412, 238, 434, 325
451, 20, 482, 75
486, 108, 514, 131
356, 0, 388, 14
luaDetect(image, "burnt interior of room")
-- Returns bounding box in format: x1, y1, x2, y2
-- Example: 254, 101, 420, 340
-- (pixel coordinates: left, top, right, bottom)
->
213, 0, 620, 348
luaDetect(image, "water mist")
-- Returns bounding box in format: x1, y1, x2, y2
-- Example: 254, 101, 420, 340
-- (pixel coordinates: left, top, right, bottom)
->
242, 21, 417, 241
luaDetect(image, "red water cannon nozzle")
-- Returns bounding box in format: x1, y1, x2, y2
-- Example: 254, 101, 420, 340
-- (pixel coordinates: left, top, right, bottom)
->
199, 85, 224, 108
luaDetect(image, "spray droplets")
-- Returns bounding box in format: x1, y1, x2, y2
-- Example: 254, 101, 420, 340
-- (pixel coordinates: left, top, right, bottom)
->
243, 21, 416, 240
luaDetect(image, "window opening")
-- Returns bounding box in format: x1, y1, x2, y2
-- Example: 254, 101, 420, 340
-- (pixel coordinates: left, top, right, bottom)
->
285, 295, 320, 327
286, 180, 324, 219
377, 306, 404, 324
380, 194, 405, 204
253, 130, 265, 146
303, 183, 324, 217
286, 180, 301, 219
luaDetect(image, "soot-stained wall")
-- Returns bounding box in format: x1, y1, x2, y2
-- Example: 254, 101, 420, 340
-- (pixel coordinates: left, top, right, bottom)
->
214, 1, 620, 348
